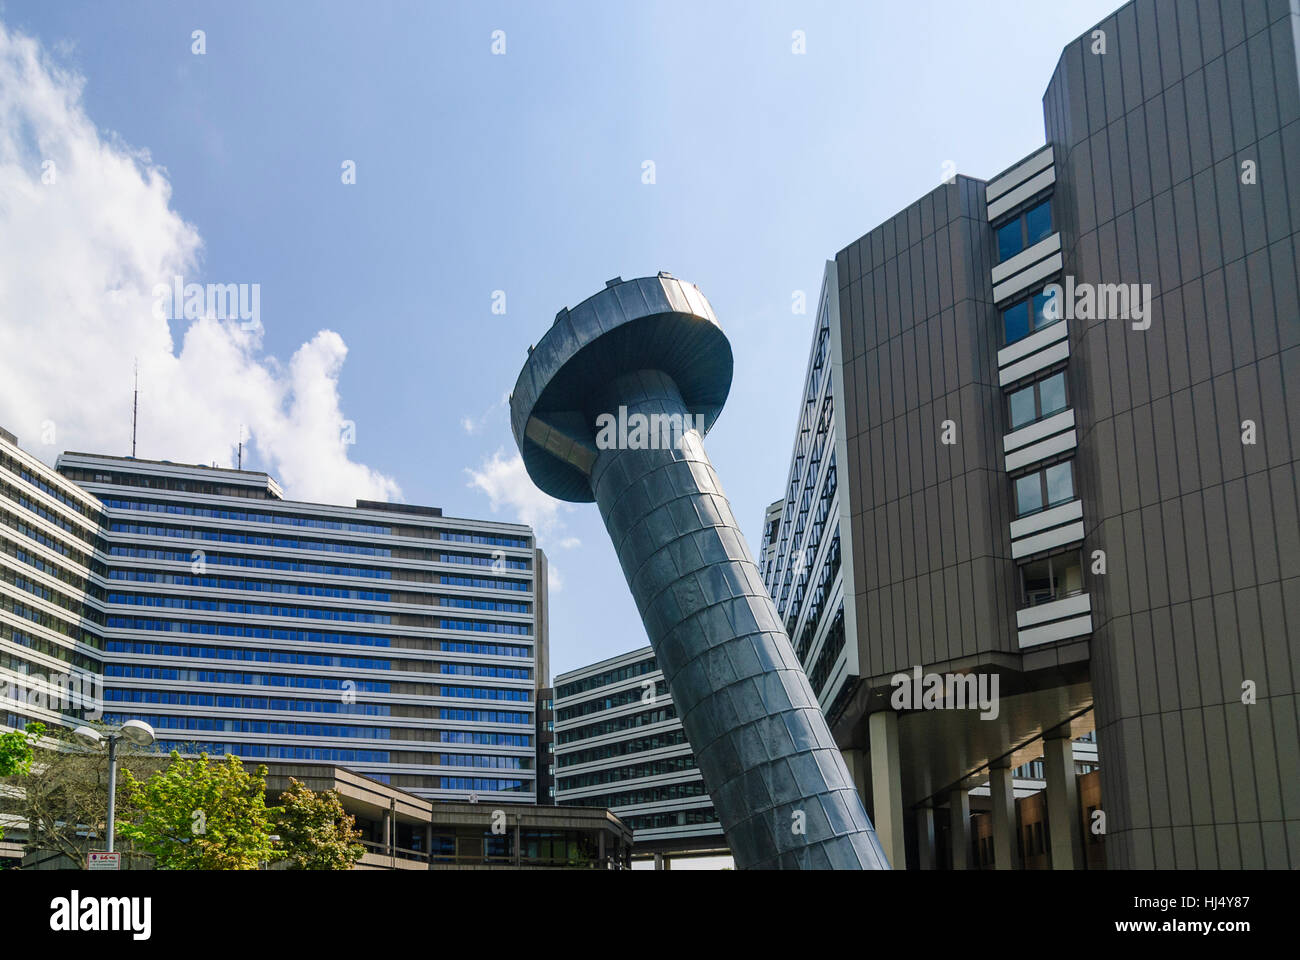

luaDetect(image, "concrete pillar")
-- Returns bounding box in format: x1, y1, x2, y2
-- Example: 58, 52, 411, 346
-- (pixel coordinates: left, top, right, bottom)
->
384, 802, 394, 868
916, 807, 937, 870
989, 762, 1018, 870
949, 788, 971, 870
1043, 730, 1084, 869
598, 829, 606, 869
868, 710, 906, 869
841, 747, 870, 813
653, 852, 670, 870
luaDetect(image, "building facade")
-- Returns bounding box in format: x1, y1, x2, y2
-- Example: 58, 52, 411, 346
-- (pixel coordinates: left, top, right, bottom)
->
0, 434, 549, 804
552, 646, 727, 860
766, 0, 1299, 869
0, 427, 104, 736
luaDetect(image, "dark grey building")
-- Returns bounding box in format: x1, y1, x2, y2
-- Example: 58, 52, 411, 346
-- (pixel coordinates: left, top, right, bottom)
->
767, 0, 1298, 869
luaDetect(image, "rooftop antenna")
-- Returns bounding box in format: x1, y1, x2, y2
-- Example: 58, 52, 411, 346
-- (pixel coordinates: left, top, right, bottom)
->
131, 359, 138, 458
237, 424, 243, 470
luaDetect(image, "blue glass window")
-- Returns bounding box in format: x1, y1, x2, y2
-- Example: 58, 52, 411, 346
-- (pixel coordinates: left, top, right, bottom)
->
995, 199, 1053, 263
1045, 462, 1074, 506
1003, 301, 1030, 344
1025, 200, 1052, 246
997, 220, 1023, 262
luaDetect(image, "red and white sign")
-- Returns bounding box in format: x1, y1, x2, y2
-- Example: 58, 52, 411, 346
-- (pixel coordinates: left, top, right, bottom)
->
87, 852, 121, 871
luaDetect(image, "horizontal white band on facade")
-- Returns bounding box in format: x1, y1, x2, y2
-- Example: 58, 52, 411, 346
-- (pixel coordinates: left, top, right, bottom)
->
991, 233, 1062, 286
997, 316, 1069, 368
985, 146, 1054, 204
999, 339, 1070, 387
633, 824, 725, 842
1004, 428, 1078, 473
553, 671, 664, 708
555, 769, 704, 802
1008, 499, 1083, 540
553, 743, 693, 777
1011, 521, 1085, 560
1017, 614, 1093, 648
555, 696, 676, 733
574, 794, 709, 818
554, 646, 655, 688
1004, 409, 1075, 453
987, 166, 1057, 222
1015, 591, 1092, 629
992, 251, 1063, 304
553, 717, 681, 755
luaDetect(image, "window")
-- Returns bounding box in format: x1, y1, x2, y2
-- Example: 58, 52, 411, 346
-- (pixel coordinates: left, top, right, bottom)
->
995, 198, 1053, 262
1001, 291, 1055, 344
1014, 461, 1075, 516
1020, 551, 1083, 606
1007, 371, 1068, 430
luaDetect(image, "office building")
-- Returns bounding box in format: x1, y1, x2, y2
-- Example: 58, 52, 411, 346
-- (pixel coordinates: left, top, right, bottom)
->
260, 765, 632, 870
0, 427, 104, 735
764, 0, 1299, 869
553, 646, 728, 863
0, 432, 549, 804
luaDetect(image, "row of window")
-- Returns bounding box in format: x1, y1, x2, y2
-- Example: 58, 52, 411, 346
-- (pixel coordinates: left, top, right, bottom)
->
108, 523, 392, 557
105, 640, 391, 670
105, 593, 392, 624
103, 712, 393, 739
107, 547, 393, 579
554, 657, 657, 700
101, 498, 391, 535
103, 688, 391, 714
104, 617, 391, 646
104, 665, 392, 691
108, 569, 392, 602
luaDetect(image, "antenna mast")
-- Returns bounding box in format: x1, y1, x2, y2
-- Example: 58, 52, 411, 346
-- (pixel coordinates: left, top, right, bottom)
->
131, 359, 138, 458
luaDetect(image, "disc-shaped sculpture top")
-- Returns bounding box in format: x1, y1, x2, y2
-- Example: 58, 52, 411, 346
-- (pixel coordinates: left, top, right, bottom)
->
509, 274, 733, 503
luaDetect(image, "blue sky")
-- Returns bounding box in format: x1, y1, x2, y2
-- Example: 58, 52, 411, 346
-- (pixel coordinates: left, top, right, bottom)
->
0, 0, 1121, 675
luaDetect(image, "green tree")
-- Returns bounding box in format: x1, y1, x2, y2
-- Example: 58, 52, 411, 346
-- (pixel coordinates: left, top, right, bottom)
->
271, 778, 365, 870
1, 722, 162, 862
0, 723, 43, 841
119, 752, 278, 870
0, 722, 43, 777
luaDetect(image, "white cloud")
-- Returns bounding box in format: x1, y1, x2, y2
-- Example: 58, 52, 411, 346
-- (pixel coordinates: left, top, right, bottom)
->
460, 391, 510, 435
465, 448, 569, 540
0, 22, 399, 506
556, 537, 581, 550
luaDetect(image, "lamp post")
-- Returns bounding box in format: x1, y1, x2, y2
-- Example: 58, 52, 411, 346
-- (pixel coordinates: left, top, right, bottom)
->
73, 719, 155, 854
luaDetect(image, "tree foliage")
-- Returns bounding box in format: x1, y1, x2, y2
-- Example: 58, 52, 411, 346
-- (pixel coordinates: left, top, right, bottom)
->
270, 778, 365, 870
0, 723, 43, 842
0, 722, 44, 778
0, 722, 163, 862
119, 752, 277, 870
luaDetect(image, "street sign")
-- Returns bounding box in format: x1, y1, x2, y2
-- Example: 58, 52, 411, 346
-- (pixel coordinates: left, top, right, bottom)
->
88, 852, 121, 871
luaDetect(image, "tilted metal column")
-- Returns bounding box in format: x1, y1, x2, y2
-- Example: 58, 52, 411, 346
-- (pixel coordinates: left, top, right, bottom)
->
510, 273, 888, 869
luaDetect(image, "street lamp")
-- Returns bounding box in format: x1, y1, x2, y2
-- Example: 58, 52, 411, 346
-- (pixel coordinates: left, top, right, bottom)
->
73, 720, 155, 854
